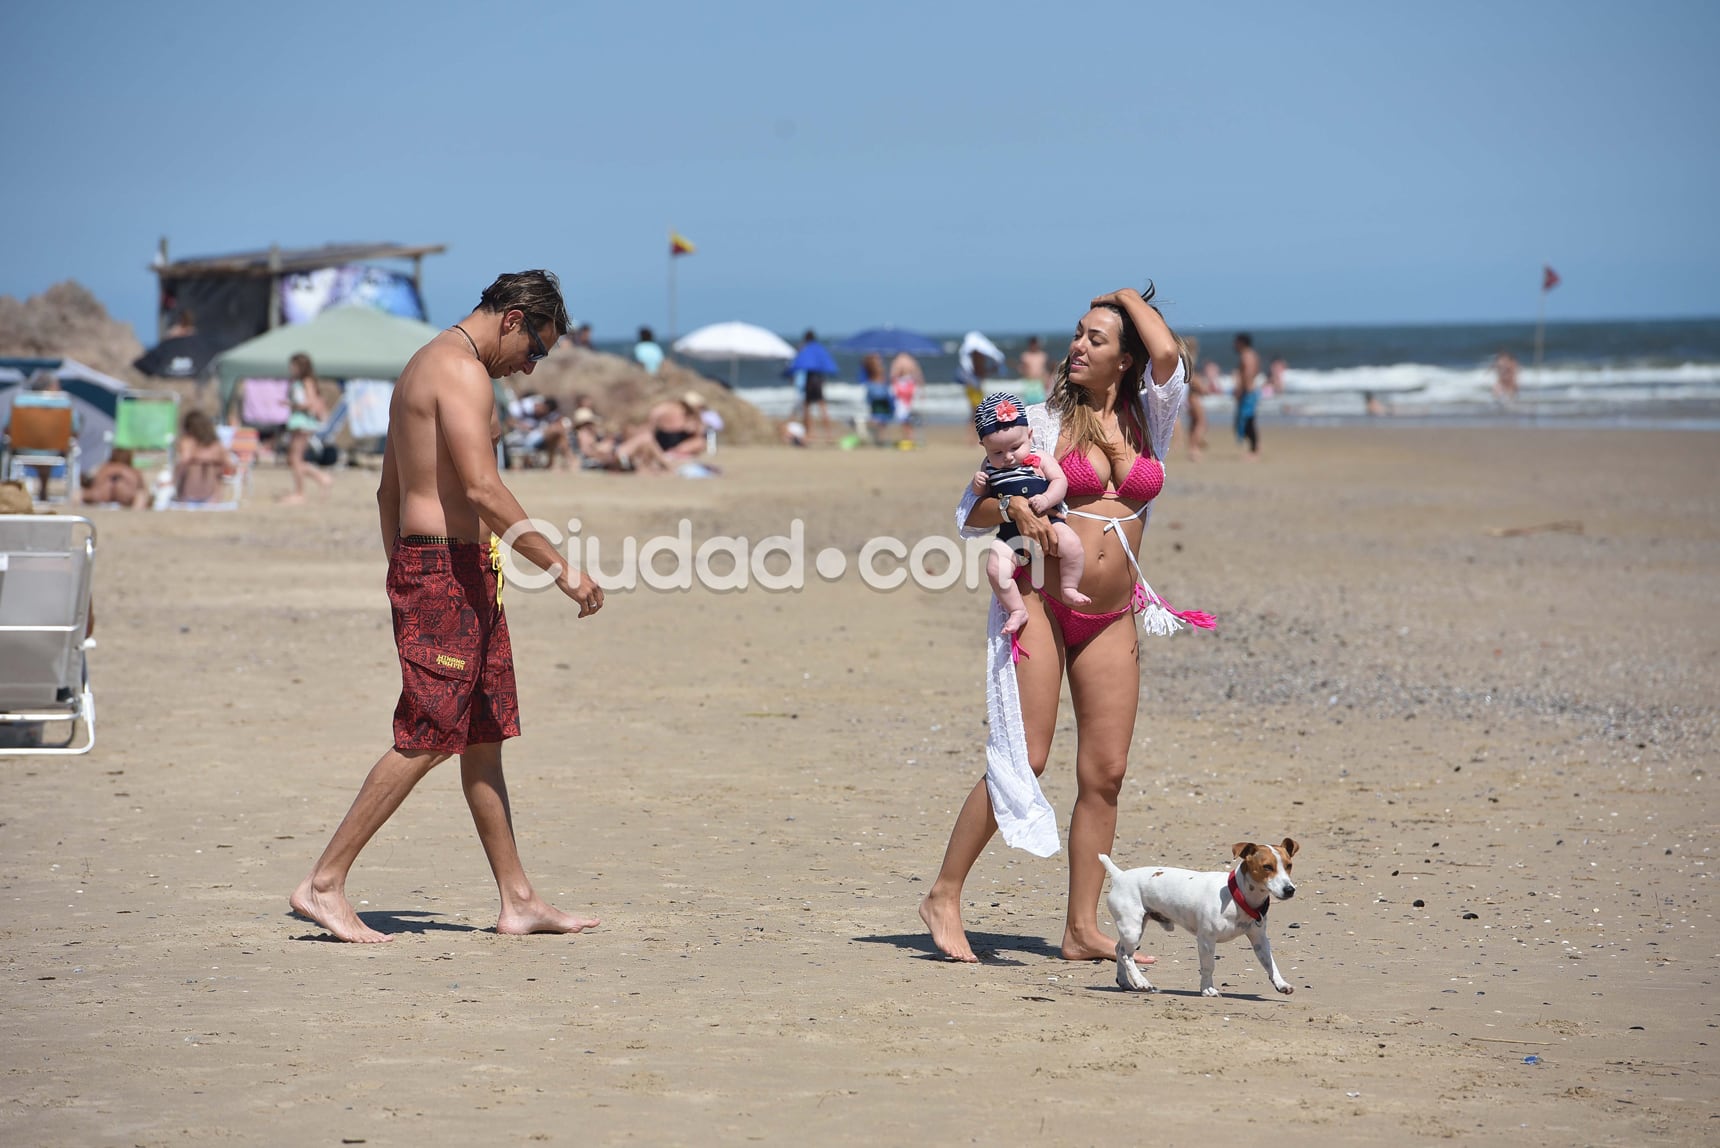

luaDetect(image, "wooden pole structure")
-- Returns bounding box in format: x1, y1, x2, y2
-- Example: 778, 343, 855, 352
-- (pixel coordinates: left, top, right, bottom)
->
267, 243, 283, 329
667, 244, 678, 353
155, 236, 170, 339
1533, 283, 1547, 377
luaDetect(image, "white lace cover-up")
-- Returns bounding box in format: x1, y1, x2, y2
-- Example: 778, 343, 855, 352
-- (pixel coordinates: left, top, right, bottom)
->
953, 363, 1187, 857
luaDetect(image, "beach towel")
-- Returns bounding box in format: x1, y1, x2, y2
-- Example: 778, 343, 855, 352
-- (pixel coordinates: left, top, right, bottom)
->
345, 380, 394, 438
953, 363, 1187, 857
240, 379, 291, 427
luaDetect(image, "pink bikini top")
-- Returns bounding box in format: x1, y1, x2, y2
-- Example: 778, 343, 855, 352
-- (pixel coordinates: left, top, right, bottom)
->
1059, 450, 1163, 502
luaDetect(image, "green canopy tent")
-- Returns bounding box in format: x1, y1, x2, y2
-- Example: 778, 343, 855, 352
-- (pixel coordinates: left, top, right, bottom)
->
215, 305, 441, 415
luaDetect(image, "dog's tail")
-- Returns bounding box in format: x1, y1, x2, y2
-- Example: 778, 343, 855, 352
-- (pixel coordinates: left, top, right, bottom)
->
1098, 853, 1126, 882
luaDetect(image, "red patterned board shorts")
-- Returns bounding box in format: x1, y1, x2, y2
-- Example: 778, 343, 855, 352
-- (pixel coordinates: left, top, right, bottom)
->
387, 537, 520, 752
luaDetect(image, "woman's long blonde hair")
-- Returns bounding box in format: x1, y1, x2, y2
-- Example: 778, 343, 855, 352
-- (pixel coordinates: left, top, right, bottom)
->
1047, 282, 1192, 462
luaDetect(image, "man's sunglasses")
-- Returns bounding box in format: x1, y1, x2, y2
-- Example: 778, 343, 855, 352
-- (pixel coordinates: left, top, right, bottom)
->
518, 313, 550, 362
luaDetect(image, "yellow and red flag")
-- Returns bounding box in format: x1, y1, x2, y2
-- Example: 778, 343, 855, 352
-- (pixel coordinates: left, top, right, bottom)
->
670, 231, 696, 257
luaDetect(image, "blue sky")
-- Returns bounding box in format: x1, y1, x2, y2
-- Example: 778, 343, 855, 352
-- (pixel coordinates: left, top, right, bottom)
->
3, 0, 1717, 342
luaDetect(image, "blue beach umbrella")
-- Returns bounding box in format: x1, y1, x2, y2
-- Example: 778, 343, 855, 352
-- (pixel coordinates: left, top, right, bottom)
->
835, 327, 942, 357
787, 342, 839, 377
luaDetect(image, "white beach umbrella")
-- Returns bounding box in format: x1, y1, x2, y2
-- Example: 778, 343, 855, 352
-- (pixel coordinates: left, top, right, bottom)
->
673, 322, 797, 388
959, 330, 1007, 369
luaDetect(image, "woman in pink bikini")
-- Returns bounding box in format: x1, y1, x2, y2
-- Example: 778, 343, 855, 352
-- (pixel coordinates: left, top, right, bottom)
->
920, 285, 1210, 964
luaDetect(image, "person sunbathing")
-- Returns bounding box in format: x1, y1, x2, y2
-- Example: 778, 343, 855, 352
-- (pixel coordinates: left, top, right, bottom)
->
571, 408, 627, 471
82, 448, 148, 508
506, 393, 574, 470
617, 393, 707, 474
172, 410, 231, 504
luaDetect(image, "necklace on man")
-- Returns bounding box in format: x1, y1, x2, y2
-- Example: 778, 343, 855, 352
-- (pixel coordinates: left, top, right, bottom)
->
452, 324, 480, 359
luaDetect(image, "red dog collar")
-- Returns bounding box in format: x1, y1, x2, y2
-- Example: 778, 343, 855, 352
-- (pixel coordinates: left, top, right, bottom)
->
1228, 870, 1266, 922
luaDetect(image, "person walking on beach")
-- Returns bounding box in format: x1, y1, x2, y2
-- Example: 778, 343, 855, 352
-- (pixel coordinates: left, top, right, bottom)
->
281, 353, 334, 503
1183, 336, 1208, 460
796, 329, 834, 445
1493, 349, 1519, 401
633, 327, 664, 375
956, 348, 994, 442
291, 270, 604, 944
1265, 355, 1287, 398
1018, 335, 1049, 393
889, 352, 922, 446
862, 353, 894, 445
921, 285, 1194, 964
1233, 332, 1261, 458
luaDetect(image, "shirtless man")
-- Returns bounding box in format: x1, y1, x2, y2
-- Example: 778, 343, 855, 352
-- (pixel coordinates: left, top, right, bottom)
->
291, 270, 605, 944
1016, 335, 1048, 391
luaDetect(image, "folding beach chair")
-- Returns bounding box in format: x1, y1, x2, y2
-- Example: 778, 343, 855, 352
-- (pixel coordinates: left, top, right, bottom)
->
309, 392, 349, 466
111, 393, 179, 470
2, 399, 80, 503
0, 514, 96, 754
223, 425, 261, 496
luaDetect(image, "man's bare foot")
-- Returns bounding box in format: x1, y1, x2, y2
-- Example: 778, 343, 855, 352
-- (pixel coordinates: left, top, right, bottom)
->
1061, 929, 1155, 964
918, 891, 979, 962
290, 878, 391, 943
496, 900, 600, 935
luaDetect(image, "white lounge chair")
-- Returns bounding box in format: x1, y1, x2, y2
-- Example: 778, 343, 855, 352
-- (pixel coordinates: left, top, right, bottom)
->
0, 514, 96, 754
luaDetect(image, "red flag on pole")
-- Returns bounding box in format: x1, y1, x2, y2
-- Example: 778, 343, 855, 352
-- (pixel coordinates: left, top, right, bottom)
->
1542, 265, 1560, 292
670, 231, 696, 257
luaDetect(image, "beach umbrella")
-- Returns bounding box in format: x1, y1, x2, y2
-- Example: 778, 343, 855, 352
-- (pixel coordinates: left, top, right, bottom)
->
673, 322, 796, 388
835, 326, 942, 357
214, 305, 441, 415
959, 331, 1007, 371
133, 332, 221, 380
787, 341, 839, 378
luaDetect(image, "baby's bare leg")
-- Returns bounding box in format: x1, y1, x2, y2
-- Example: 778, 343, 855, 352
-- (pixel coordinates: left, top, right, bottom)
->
1050, 523, 1091, 604
987, 540, 1029, 634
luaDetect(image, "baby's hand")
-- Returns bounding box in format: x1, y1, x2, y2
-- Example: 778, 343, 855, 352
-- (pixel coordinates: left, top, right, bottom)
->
1027, 494, 1052, 514
971, 471, 989, 494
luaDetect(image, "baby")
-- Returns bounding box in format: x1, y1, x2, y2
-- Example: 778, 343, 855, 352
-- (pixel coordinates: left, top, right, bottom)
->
969, 393, 1089, 634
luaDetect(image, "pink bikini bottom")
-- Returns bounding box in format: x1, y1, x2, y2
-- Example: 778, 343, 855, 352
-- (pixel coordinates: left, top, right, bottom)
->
1011, 565, 1132, 652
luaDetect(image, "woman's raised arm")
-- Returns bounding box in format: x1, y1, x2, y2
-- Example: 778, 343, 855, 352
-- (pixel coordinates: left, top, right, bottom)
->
1091, 288, 1183, 385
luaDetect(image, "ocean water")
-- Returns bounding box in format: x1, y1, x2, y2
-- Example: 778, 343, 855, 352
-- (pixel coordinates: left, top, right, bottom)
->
610, 317, 1720, 427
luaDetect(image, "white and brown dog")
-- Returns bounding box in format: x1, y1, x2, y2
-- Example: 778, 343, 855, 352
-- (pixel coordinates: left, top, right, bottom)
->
1099, 839, 1299, 997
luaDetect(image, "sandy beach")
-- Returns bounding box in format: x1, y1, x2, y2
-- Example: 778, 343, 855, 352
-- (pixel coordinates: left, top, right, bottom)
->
2, 424, 1716, 1146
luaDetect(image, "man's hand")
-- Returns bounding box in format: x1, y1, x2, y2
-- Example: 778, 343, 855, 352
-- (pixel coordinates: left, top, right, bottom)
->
971, 471, 989, 494
558, 569, 605, 617
1008, 500, 1059, 557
